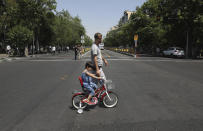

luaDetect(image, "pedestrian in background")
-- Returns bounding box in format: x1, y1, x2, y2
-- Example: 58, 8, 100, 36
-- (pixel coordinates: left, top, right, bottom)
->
6, 45, 11, 56
49, 46, 52, 53
78, 44, 82, 59
74, 45, 78, 60
156, 47, 160, 56
52, 46, 56, 55
66, 46, 69, 53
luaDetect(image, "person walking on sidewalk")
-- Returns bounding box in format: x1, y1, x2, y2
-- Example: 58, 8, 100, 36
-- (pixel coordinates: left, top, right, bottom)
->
91, 32, 108, 81
6, 45, 11, 56
52, 46, 56, 55
66, 46, 69, 53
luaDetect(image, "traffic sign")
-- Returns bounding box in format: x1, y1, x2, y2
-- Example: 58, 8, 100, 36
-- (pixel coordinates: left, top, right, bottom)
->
81, 40, 85, 44
81, 35, 84, 40
134, 34, 138, 40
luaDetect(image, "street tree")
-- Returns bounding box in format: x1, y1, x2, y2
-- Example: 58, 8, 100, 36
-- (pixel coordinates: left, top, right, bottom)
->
7, 25, 33, 48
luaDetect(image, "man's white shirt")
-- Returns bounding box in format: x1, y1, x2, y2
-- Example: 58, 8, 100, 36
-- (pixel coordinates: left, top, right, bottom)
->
91, 43, 103, 67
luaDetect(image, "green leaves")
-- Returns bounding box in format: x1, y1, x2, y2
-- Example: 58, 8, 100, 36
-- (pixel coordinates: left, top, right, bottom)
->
1, 0, 88, 50
105, 0, 202, 56
7, 25, 33, 47
52, 10, 85, 47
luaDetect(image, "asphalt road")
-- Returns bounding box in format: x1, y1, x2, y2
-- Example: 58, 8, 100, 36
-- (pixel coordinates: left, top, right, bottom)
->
0, 50, 203, 131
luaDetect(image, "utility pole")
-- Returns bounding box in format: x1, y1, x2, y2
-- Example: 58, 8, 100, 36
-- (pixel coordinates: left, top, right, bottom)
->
32, 34, 35, 57
134, 34, 138, 58
186, 30, 189, 58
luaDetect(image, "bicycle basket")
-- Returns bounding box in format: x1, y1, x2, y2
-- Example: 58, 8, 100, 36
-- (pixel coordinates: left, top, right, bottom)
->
105, 80, 115, 90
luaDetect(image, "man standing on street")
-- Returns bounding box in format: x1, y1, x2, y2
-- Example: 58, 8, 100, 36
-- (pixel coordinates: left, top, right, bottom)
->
91, 32, 108, 80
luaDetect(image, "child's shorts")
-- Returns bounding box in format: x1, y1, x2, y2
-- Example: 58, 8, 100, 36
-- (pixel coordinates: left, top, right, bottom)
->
83, 82, 98, 96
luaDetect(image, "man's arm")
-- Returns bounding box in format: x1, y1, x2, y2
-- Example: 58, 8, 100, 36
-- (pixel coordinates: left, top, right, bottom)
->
102, 55, 108, 66
93, 55, 100, 76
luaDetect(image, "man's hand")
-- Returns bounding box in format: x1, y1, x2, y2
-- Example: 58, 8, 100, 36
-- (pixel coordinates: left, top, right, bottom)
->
104, 59, 108, 66
96, 70, 101, 76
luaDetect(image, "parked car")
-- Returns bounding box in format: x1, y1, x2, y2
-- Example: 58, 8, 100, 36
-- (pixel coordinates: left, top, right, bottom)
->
163, 47, 185, 57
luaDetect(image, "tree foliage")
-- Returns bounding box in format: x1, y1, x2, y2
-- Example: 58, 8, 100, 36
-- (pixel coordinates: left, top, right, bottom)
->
7, 25, 33, 48
0, 0, 90, 53
105, 0, 203, 57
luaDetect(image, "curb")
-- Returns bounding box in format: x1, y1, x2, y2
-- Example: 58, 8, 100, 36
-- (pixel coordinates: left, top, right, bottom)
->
106, 49, 154, 58
0, 56, 30, 63
0, 58, 3, 63
0, 57, 11, 63
106, 49, 135, 57
118, 51, 134, 57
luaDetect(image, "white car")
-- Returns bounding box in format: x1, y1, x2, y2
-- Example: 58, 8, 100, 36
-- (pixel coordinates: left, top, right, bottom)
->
99, 43, 104, 50
163, 47, 185, 57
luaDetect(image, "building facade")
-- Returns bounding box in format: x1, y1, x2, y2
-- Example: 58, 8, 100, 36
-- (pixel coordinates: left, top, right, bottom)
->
120, 10, 135, 24
108, 10, 135, 33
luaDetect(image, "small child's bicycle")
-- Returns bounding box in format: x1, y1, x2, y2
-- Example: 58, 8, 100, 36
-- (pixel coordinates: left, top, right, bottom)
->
72, 76, 118, 113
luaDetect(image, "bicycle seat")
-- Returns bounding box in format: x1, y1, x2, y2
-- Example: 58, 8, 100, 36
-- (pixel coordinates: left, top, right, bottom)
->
78, 76, 84, 87
78, 76, 89, 93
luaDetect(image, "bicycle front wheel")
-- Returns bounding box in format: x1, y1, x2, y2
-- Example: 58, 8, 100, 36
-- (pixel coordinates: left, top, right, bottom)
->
103, 92, 118, 108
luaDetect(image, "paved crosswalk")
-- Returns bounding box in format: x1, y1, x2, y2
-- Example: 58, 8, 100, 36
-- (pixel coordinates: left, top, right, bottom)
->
1, 50, 203, 63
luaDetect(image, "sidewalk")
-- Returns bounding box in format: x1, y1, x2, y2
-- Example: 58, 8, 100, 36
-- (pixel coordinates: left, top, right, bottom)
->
0, 54, 30, 63
0, 54, 14, 62
0, 54, 8, 58
0, 54, 8, 60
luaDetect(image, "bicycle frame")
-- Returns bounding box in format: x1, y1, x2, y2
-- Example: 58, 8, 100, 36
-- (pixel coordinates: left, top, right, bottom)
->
95, 80, 113, 101
72, 77, 118, 110
95, 85, 106, 99
72, 77, 113, 103
72, 84, 112, 103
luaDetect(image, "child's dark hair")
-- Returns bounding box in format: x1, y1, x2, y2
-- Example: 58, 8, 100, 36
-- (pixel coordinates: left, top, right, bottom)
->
85, 61, 96, 70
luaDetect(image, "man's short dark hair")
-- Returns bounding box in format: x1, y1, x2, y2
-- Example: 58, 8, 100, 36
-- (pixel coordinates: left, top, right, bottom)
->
94, 32, 102, 39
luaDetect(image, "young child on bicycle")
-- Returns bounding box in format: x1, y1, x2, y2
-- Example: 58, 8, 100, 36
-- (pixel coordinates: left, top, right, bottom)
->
81, 61, 102, 105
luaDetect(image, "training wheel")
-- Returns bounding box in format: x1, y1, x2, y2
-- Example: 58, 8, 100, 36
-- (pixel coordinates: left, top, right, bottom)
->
77, 108, 83, 114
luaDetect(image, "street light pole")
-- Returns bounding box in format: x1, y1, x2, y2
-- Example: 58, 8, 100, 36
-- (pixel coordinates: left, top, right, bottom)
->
32, 34, 35, 57
134, 34, 138, 58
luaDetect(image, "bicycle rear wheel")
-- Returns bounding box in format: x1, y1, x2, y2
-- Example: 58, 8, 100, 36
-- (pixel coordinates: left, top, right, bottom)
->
72, 94, 87, 109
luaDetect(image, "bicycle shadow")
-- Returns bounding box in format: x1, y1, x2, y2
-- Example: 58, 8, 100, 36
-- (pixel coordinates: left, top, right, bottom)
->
69, 102, 105, 112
